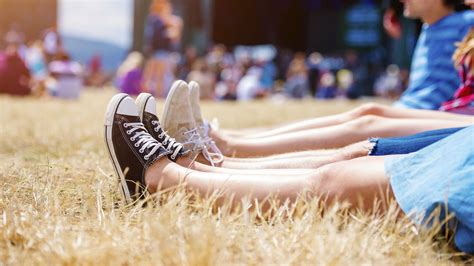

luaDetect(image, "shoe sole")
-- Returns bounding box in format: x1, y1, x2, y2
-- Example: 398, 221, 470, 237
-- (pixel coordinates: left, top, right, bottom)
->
104, 93, 134, 204
161, 80, 186, 131
135, 92, 153, 121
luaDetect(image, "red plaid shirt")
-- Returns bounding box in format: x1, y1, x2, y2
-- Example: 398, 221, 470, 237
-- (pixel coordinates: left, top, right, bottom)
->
440, 54, 474, 112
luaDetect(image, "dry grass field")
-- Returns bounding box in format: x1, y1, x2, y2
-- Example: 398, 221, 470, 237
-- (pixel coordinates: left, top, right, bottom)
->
0, 89, 471, 265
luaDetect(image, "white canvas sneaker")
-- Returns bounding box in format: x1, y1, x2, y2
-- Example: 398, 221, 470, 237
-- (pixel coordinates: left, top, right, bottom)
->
188, 81, 224, 165
161, 80, 203, 155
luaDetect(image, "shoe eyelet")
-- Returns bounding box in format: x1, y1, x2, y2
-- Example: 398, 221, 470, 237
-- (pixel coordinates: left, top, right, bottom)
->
139, 149, 144, 153
126, 130, 132, 135
130, 137, 136, 141
123, 123, 129, 128
151, 121, 157, 125
134, 143, 139, 147
144, 155, 149, 160
171, 155, 176, 160
154, 127, 159, 132
163, 141, 168, 145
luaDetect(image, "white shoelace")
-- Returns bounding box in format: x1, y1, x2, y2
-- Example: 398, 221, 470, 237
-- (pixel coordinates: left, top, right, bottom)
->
180, 126, 224, 166
124, 122, 163, 160
200, 124, 224, 165
151, 120, 183, 160
182, 128, 203, 150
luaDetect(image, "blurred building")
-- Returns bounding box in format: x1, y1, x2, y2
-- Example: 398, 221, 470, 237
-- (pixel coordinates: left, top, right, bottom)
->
0, 0, 57, 45
133, 0, 393, 53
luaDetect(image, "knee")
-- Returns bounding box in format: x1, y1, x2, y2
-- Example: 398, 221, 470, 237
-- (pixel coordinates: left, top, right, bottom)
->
346, 114, 383, 131
351, 103, 386, 118
309, 163, 345, 201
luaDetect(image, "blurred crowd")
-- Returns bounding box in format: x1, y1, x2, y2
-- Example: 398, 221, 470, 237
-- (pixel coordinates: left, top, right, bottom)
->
118, 44, 408, 101
0, 0, 409, 102
0, 24, 106, 99
116, 0, 408, 102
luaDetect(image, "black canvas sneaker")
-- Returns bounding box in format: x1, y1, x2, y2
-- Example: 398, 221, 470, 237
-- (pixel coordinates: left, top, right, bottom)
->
104, 93, 171, 204
136, 92, 189, 162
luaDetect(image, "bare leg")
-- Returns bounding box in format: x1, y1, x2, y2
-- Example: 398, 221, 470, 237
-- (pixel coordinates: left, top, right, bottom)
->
216, 103, 473, 139
145, 156, 395, 212
154, 59, 168, 97
184, 140, 372, 169
219, 141, 372, 169
142, 59, 156, 93
212, 116, 473, 157
175, 155, 316, 175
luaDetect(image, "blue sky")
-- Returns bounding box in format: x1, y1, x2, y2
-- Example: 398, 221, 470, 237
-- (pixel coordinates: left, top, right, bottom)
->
58, 0, 133, 48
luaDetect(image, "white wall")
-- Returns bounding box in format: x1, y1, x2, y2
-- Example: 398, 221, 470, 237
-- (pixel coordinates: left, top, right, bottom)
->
58, 0, 133, 48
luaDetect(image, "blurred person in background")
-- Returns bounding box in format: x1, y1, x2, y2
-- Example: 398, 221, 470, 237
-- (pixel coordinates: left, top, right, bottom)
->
307, 52, 323, 96
336, 69, 355, 96
116, 51, 145, 96
42, 24, 62, 64
236, 67, 262, 101
374, 64, 404, 99
85, 54, 107, 87
343, 50, 365, 99
24, 40, 49, 97
0, 43, 31, 96
284, 52, 310, 99
186, 58, 215, 99
214, 59, 242, 101
257, 57, 277, 93
143, 0, 182, 97
316, 72, 338, 99
45, 51, 83, 99
24, 40, 48, 83
206, 44, 228, 76
177, 45, 198, 80
3, 24, 28, 61
236, 66, 263, 101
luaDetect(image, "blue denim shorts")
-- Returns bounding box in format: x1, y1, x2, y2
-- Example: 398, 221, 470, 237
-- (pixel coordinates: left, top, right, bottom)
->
369, 127, 465, 156
385, 126, 474, 254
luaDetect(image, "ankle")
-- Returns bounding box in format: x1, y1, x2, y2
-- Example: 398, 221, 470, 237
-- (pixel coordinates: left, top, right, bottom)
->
174, 154, 198, 168
144, 158, 175, 193
195, 153, 211, 165
212, 133, 235, 157
338, 141, 374, 160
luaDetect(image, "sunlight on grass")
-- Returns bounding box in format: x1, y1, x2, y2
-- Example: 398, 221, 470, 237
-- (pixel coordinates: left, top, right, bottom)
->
0, 89, 469, 264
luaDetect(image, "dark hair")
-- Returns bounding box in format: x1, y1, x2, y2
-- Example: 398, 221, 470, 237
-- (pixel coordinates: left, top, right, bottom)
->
443, 0, 461, 7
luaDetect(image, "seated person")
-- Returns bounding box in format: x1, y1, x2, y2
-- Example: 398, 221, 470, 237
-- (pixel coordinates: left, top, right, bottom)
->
439, 28, 474, 114
46, 51, 83, 99
394, 0, 473, 110
116, 51, 145, 96
203, 20, 474, 158
0, 44, 31, 96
